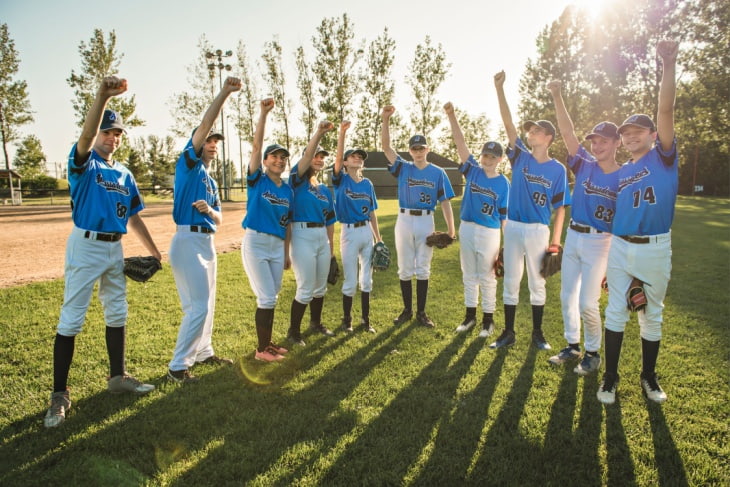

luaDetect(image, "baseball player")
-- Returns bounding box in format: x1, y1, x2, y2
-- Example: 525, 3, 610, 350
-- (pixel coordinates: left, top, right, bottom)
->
547, 80, 621, 375
167, 77, 241, 383
241, 98, 293, 362
381, 105, 456, 328
597, 40, 679, 405
444, 102, 509, 338
287, 120, 337, 345
45, 76, 161, 428
492, 70, 570, 350
333, 121, 383, 333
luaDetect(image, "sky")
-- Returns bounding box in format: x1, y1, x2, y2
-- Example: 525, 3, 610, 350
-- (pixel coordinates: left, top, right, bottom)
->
3, 0, 597, 172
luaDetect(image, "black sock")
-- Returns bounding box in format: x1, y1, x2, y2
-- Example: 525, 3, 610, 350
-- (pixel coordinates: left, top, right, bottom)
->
483, 312, 494, 324
641, 338, 661, 378
399, 280, 412, 311
531, 305, 544, 331
416, 279, 429, 313
310, 296, 324, 325
585, 350, 598, 356
465, 307, 477, 320
105, 326, 126, 378
604, 329, 624, 377
342, 294, 353, 321
53, 333, 75, 393
256, 308, 274, 352
361, 292, 370, 321
569, 343, 580, 351
289, 300, 307, 337
504, 304, 516, 331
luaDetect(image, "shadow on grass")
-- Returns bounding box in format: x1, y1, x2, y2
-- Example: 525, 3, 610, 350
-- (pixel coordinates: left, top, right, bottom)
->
646, 402, 689, 487
605, 400, 637, 486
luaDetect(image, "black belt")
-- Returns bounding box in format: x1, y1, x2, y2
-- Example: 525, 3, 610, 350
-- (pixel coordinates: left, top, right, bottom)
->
303, 222, 324, 228
569, 221, 602, 234
84, 230, 122, 242
347, 221, 368, 228
619, 235, 650, 244
190, 225, 214, 234
400, 208, 431, 216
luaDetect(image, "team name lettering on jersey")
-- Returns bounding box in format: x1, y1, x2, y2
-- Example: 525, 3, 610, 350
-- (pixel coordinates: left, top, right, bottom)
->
469, 182, 497, 200
262, 190, 290, 207
96, 173, 130, 195
345, 188, 373, 205
407, 177, 436, 189
308, 186, 330, 202
582, 179, 617, 200
521, 167, 552, 188
618, 167, 651, 192
202, 176, 215, 195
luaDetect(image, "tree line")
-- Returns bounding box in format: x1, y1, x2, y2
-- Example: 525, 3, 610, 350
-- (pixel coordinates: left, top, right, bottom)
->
2, 0, 728, 196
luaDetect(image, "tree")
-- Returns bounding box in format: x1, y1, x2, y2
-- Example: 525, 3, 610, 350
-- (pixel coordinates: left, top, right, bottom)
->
406, 36, 450, 139
0, 23, 33, 172
352, 28, 396, 151
312, 14, 363, 146
67, 29, 142, 162
125, 147, 150, 188
295, 45, 317, 142
227, 41, 259, 181
13, 134, 46, 179
134, 135, 176, 193
261, 38, 292, 150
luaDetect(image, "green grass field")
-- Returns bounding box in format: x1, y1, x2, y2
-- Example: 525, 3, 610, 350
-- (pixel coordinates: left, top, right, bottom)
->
0, 197, 728, 486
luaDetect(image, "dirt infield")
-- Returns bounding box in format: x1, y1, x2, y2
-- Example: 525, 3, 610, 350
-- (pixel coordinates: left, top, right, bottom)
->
0, 202, 247, 288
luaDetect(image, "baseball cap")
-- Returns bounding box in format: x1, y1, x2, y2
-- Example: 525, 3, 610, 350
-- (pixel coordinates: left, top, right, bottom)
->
100, 110, 126, 132
409, 135, 428, 148
344, 149, 368, 160
617, 114, 656, 134
206, 130, 224, 141
301, 145, 330, 157
585, 122, 619, 140
522, 120, 556, 139
481, 141, 504, 157
264, 143, 290, 159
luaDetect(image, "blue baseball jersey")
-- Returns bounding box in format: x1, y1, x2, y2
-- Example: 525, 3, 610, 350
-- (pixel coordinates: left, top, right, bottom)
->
614, 137, 678, 236
459, 155, 510, 229
506, 137, 570, 225
332, 169, 378, 224
289, 163, 336, 225
67, 144, 143, 234
172, 138, 221, 231
242, 167, 293, 239
567, 145, 619, 233
388, 155, 455, 210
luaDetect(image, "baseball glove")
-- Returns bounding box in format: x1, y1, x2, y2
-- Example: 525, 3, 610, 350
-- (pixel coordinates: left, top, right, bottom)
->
540, 244, 563, 278
494, 247, 504, 278
123, 256, 162, 283
372, 241, 391, 271
425, 231, 455, 249
327, 256, 340, 285
626, 278, 647, 312
601, 276, 609, 294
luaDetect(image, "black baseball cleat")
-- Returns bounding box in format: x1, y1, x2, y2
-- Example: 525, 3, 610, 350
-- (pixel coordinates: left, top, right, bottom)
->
360, 318, 376, 333
393, 309, 413, 325
340, 318, 353, 333
531, 329, 552, 350
489, 329, 515, 349
309, 322, 335, 337
416, 311, 435, 328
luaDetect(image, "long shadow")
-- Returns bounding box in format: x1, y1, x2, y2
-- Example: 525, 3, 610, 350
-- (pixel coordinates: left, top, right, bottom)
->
308, 327, 482, 485
605, 400, 638, 486
541, 368, 580, 478
574, 374, 603, 483
646, 402, 689, 487
412, 342, 508, 484
467, 346, 539, 484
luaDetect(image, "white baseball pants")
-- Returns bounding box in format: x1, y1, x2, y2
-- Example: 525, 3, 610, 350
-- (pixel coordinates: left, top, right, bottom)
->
395, 212, 434, 280
340, 224, 374, 296
241, 229, 286, 309
290, 224, 330, 304
459, 221, 501, 312
502, 220, 550, 306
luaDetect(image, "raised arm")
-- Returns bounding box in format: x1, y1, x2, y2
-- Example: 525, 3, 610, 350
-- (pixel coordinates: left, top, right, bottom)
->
444, 102, 470, 163
248, 98, 275, 175
656, 40, 678, 151
192, 76, 242, 152
76, 76, 127, 161
494, 71, 518, 147
296, 120, 335, 177
334, 120, 351, 174
547, 80, 580, 156
380, 105, 397, 164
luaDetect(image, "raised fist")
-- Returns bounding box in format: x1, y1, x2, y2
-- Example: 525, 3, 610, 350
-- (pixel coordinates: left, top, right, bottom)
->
443, 102, 454, 114
99, 76, 128, 98
381, 105, 395, 119
657, 40, 679, 63
340, 120, 351, 131
547, 80, 562, 93
261, 98, 275, 112
318, 120, 334, 132
224, 77, 242, 92
494, 71, 506, 87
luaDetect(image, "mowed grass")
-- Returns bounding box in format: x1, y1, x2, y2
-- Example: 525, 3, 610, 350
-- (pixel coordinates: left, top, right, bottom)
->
0, 197, 728, 486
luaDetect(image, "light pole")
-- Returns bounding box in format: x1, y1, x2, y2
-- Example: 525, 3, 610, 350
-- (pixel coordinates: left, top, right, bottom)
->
206, 48, 233, 200
228, 115, 244, 192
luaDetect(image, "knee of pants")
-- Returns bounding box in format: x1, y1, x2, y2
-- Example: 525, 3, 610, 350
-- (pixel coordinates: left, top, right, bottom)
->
640, 316, 663, 341
257, 296, 278, 309
185, 302, 209, 325
342, 279, 357, 297
295, 291, 314, 304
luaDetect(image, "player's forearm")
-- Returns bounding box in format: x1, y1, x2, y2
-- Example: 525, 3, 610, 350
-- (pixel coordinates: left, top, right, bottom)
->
128, 214, 162, 261
657, 59, 677, 148
441, 200, 456, 237
369, 212, 382, 242
550, 206, 566, 247
335, 126, 347, 174
495, 88, 518, 145
249, 112, 268, 174
549, 90, 580, 155
381, 119, 397, 163
446, 110, 470, 163
327, 225, 335, 255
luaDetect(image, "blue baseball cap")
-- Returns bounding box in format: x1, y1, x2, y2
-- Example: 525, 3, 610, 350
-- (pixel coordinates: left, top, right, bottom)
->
264, 143, 290, 159
344, 149, 368, 160
522, 120, 556, 139
100, 110, 126, 133
585, 122, 619, 140
618, 114, 656, 134
409, 135, 428, 148
481, 141, 504, 157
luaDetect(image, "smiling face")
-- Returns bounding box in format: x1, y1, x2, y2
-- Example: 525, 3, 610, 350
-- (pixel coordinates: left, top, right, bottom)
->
619, 125, 656, 157
588, 135, 621, 162
264, 150, 289, 176
526, 125, 553, 147
93, 129, 124, 160
311, 152, 327, 172
345, 152, 365, 169
201, 138, 220, 165
479, 153, 502, 170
